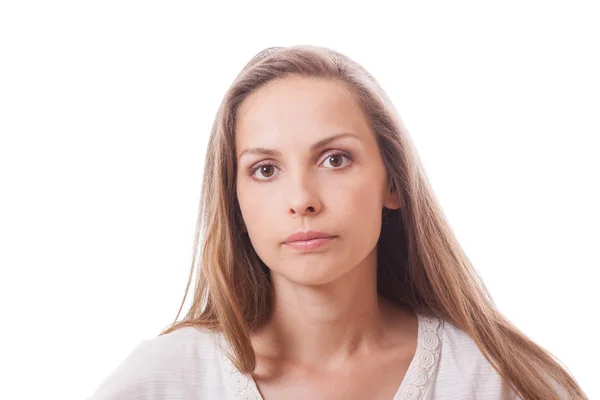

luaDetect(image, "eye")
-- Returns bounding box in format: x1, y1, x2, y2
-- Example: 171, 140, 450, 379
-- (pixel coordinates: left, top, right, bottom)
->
251, 164, 279, 180
322, 152, 351, 169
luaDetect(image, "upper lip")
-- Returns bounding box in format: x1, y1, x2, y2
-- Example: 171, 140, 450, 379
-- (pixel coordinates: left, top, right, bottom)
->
283, 230, 336, 243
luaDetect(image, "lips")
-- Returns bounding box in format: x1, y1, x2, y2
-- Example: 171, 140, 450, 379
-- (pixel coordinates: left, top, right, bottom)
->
283, 231, 337, 250
284, 230, 335, 243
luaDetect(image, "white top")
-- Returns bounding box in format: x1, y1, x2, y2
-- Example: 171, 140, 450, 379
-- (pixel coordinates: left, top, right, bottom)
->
88, 313, 521, 399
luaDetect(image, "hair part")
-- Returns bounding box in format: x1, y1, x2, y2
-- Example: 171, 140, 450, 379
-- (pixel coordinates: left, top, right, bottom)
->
160, 45, 586, 399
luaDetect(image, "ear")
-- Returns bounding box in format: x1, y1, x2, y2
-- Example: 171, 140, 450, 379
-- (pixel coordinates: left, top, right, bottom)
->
383, 185, 401, 210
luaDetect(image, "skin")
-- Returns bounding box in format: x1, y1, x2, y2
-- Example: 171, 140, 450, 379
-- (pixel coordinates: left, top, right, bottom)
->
235, 75, 418, 399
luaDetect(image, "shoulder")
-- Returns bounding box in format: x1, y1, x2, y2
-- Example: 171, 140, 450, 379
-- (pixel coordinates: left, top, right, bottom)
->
87, 326, 226, 400
440, 321, 498, 372
429, 319, 520, 399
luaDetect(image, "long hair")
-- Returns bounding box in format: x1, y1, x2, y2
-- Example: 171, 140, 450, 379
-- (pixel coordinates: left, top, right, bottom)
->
160, 45, 586, 400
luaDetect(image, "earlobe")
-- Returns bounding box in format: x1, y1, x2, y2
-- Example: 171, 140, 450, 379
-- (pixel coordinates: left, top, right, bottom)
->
383, 190, 401, 210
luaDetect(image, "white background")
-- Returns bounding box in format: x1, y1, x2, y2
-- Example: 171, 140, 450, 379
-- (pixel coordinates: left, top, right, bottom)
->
0, 1, 597, 399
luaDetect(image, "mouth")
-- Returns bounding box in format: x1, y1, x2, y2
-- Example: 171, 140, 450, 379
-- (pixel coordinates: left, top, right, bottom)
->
283, 231, 337, 250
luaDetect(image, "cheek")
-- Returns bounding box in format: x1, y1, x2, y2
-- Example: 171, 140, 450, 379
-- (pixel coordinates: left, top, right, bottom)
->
237, 183, 287, 270
236, 182, 278, 242
327, 169, 385, 217
237, 184, 261, 228
326, 170, 386, 253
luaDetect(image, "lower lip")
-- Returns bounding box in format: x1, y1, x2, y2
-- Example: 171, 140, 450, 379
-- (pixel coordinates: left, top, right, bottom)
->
283, 237, 336, 250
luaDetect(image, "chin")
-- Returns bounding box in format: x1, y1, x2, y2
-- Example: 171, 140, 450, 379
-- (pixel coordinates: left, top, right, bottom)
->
274, 261, 351, 287
287, 274, 339, 287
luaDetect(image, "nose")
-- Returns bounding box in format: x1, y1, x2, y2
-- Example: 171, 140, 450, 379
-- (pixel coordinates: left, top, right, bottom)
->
287, 172, 322, 217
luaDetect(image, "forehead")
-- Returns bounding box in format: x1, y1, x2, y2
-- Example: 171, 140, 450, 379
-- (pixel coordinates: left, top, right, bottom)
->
235, 75, 372, 151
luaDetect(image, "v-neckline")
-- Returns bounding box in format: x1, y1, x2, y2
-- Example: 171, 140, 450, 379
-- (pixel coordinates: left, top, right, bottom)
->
219, 313, 444, 400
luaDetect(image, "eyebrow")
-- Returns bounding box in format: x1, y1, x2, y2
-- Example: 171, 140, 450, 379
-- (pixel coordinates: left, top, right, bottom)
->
238, 132, 360, 159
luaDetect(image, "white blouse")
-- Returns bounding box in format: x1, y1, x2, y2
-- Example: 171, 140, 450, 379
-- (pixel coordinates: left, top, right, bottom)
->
87, 313, 523, 399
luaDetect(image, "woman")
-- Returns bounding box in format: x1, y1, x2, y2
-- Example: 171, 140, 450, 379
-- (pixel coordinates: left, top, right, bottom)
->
89, 45, 586, 399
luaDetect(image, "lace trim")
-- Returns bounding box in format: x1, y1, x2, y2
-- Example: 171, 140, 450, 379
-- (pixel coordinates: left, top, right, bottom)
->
218, 336, 262, 400
394, 314, 443, 400
220, 313, 443, 400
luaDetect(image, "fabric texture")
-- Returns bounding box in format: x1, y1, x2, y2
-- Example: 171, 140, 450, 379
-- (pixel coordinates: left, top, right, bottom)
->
88, 313, 522, 399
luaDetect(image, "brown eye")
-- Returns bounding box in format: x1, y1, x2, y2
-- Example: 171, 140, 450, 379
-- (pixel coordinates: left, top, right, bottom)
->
328, 155, 343, 167
260, 166, 275, 177
251, 164, 279, 181
322, 153, 350, 169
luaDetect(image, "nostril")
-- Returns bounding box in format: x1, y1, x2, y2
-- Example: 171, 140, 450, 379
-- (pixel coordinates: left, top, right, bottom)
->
289, 204, 318, 215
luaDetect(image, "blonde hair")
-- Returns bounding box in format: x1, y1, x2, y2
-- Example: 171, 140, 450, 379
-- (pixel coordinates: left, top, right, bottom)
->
161, 45, 586, 400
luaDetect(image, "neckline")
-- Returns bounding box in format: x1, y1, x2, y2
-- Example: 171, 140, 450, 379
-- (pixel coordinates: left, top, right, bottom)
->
219, 312, 444, 400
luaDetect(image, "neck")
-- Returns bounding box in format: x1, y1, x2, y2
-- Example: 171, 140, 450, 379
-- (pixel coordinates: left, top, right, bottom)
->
251, 251, 397, 370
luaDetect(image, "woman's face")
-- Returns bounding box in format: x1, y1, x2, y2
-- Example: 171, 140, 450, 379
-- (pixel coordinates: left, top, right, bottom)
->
235, 75, 400, 287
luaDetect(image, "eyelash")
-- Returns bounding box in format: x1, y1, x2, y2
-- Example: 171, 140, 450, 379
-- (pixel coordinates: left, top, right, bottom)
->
247, 150, 354, 182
